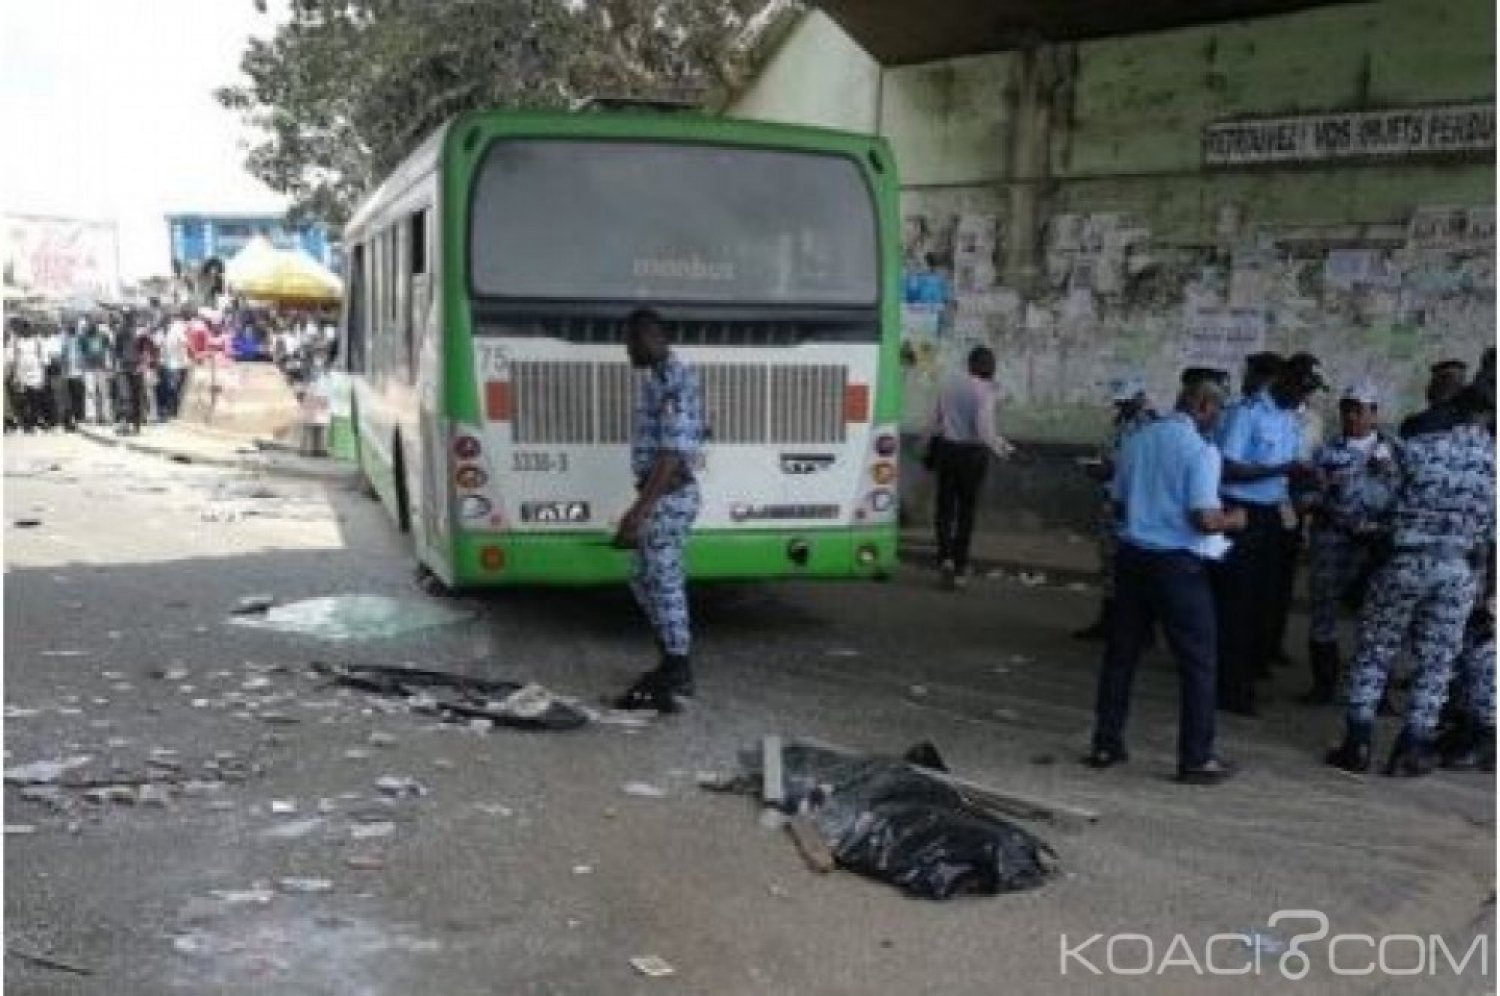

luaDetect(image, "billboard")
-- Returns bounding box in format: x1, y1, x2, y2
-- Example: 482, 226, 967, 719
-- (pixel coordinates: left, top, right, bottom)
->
3, 214, 121, 300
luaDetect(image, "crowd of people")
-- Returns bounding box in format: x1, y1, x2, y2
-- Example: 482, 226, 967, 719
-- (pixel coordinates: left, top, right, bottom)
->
3, 303, 335, 435
926, 345, 1495, 785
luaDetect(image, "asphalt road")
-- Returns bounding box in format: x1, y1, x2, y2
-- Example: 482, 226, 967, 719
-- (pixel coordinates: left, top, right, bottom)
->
4, 432, 1494, 995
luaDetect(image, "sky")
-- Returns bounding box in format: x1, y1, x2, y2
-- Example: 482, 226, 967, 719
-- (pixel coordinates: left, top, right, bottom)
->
2, 0, 289, 281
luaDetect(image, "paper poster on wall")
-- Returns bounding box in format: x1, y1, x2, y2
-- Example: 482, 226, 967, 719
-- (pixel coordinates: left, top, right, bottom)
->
1180, 307, 1267, 369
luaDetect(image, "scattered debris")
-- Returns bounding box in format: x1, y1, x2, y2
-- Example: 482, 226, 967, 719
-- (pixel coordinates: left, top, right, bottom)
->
4, 824, 38, 835
367, 731, 398, 748
630, 955, 676, 978
39, 649, 88, 658
264, 818, 325, 840
825, 648, 862, 658
277, 877, 333, 894
572, 864, 595, 875
232, 595, 277, 616
270, 800, 298, 814
350, 822, 395, 840
137, 784, 173, 807
761, 736, 784, 808
231, 595, 471, 641
908, 684, 929, 697
375, 776, 428, 799
1017, 571, 1048, 587
12, 519, 42, 529
5, 756, 93, 786
621, 782, 667, 799
6, 946, 92, 976
345, 855, 386, 871
314, 661, 588, 731
211, 886, 275, 904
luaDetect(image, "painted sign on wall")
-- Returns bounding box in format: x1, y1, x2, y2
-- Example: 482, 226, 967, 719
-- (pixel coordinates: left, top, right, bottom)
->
1204, 103, 1494, 165
3, 215, 120, 300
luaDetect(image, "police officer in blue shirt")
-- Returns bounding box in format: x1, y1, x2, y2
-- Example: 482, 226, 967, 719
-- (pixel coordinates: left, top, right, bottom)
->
1212, 355, 1323, 715
613, 308, 706, 714
1087, 379, 1246, 784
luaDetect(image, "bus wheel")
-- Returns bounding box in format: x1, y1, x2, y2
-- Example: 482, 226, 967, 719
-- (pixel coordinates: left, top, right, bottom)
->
392, 436, 412, 534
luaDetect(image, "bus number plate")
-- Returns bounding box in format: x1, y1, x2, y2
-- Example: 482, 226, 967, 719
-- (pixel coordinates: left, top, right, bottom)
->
512, 451, 570, 473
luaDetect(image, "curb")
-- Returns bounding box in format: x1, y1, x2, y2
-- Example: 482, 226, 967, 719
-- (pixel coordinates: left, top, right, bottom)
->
74, 424, 359, 485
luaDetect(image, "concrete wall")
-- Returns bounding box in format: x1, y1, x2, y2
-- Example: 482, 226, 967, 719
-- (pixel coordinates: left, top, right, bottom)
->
727, 11, 881, 134
728, 0, 1496, 451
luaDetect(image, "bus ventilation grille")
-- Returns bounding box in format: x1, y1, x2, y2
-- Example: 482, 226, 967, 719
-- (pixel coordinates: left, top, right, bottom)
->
509, 361, 847, 446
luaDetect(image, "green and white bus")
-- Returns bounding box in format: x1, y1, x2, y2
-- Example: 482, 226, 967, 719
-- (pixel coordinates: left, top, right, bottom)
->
341, 108, 902, 587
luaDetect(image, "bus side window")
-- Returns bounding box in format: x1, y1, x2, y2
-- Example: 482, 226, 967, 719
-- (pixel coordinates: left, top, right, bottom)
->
407, 208, 428, 385
347, 242, 368, 374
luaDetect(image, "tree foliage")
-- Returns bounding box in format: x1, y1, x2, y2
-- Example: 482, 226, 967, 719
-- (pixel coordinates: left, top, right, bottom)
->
217, 0, 791, 225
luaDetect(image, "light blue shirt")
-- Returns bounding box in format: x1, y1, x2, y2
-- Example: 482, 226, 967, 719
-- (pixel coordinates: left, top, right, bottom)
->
1112, 412, 1223, 553
1216, 390, 1301, 505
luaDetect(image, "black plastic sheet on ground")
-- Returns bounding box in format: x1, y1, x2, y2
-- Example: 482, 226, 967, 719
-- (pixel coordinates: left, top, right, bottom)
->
312, 661, 588, 731
756, 740, 1057, 899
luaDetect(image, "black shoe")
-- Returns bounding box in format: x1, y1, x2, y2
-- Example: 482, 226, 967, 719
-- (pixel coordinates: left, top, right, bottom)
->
659, 654, 694, 698
1325, 721, 1372, 773
1376, 692, 1398, 718
1384, 727, 1435, 777
1083, 745, 1129, 769
1177, 758, 1236, 785
612, 670, 679, 714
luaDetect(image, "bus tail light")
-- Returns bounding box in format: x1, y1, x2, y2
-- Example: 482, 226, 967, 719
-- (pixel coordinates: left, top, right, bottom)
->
870, 461, 896, 486
479, 545, 506, 571
484, 381, 513, 421
856, 544, 879, 566
868, 489, 894, 513
875, 433, 898, 457
843, 383, 870, 423
453, 435, 482, 460
455, 465, 488, 490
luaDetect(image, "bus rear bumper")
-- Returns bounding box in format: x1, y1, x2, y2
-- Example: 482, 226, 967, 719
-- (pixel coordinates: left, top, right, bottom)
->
449, 526, 898, 586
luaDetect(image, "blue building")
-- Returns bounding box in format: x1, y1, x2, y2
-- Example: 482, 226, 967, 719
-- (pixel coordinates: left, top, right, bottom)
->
166, 213, 336, 275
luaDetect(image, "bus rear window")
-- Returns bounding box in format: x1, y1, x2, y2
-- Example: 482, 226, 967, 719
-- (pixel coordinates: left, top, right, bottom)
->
469, 140, 878, 306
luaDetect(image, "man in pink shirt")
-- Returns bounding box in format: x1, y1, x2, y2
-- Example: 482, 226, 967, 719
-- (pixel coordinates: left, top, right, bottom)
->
924, 346, 1016, 590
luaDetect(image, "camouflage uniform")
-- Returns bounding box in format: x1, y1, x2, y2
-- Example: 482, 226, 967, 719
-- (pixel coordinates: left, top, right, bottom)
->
1303, 433, 1399, 647
1345, 424, 1495, 737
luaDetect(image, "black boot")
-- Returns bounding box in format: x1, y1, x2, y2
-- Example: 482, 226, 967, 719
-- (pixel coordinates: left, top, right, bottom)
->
1384, 726, 1436, 777
1072, 600, 1112, 641
612, 669, 679, 714
1299, 641, 1339, 705
1325, 719, 1372, 773
660, 653, 694, 698
1441, 721, 1496, 771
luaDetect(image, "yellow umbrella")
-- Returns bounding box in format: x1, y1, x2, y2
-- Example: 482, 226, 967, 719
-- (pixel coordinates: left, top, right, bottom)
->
232, 249, 343, 304
224, 234, 280, 286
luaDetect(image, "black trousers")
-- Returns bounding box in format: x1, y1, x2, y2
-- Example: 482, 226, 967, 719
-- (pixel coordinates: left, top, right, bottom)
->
1212, 503, 1283, 712
65, 377, 85, 429
17, 386, 47, 431
116, 371, 145, 430
1093, 544, 1218, 768
933, 440, 990, 573
1268, 515, 1303, 658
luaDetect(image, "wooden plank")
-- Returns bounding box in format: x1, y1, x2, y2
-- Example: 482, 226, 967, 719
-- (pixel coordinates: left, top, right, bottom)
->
786, 814, 836, 873
761, 735, 784, 808
796, 736, 1099, 827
